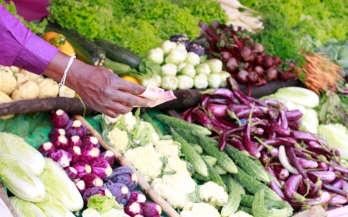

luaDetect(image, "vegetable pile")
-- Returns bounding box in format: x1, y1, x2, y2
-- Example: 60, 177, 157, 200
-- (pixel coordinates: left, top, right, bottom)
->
139, 35, 229, 90
47, 0, 227, 55
198, 21, 297, 87
178, 78, 348, 214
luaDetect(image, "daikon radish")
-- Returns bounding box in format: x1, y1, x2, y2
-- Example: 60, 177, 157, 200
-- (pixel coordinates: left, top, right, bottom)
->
220, 3, 241, 21
217, 0, 257, 13
227, 20, 253, 32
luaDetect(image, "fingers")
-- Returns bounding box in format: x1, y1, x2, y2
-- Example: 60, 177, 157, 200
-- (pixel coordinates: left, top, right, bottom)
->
103, 102, 133, 117
103, 87, 150, 107
114, 77, 146, 95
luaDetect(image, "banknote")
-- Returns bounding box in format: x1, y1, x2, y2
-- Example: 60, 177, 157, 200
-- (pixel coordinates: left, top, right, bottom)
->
139, 84, 177, 107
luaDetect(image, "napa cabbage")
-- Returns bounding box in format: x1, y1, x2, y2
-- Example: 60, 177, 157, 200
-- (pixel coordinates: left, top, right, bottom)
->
39, 158, 83, 211
34, 192, 75, 217
0, 133, 45, 176
0, 153, 45, 202
10, 196, 46, 217
262, 87, 319, 108
318, 124, 348, 159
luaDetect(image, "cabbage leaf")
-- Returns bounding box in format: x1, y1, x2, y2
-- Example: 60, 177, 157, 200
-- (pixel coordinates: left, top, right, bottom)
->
10, 196, 46, 217
39, 158, 83, 211
34, 192, 75, 217
318, 124, 348, 159
0, 153, 45, 202
0, 133, 45, 176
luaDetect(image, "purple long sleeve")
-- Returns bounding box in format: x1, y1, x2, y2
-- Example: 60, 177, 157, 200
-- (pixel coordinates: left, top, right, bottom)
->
0, 4, 59, 74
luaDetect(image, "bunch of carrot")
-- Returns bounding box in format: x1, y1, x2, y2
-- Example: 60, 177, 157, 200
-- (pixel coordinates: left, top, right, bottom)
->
300, 53, 344, 94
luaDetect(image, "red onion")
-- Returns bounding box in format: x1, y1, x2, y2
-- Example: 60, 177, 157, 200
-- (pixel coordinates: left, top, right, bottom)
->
240, 46, 252, 62
247, 71, 259, 84
252, 43, 265, 53
255, 55, 263, 65
264, 67, 278, 81
253, 66, 264, 77
220, 51, 231, 62
262, 56, 274, 69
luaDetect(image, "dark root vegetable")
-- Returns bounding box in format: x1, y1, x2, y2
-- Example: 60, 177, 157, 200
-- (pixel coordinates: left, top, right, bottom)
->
264, 67, 278, 81
240, 46, 252, 62
225, 57, 239, 73
252, 43, 265, 53
247, 71, 259, 84
220, 51, 231, 62
236, 70, 249, 83
272, 56, 282, 65
262, 56, 274, 69
253, 66, 265, 77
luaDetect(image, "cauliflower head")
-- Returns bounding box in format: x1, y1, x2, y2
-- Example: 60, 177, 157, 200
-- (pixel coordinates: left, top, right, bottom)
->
180, 202, 220, 217
155, 140, 188, 174
11, 80, 39, 100
108, 127, 130, 154
151, 172, 196, 209
36, 78, 59, 98
124, 144, 163, 182
0, 67, 17, 95
199, 181, 228, 207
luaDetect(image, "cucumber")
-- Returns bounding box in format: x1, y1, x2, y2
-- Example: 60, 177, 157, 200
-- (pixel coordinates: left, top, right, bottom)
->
201, 155, 217, 167
238, 205, 252, 215
154, 114, 212, 136
240, 195, 254, 207
204, 160, 225, 188
173, 127, 238, 174
45, 23, 106, 66
225, 146, 270, 183
193, 171, 210, 182
231, 167, 269, 195
192, 143, 203, 154
94, 38, 141, 69
140, 113, 163, 138
103, 58, 131, 76
214, 165, 227, 175
221, 175, 245, 217
170, 128, 208, 177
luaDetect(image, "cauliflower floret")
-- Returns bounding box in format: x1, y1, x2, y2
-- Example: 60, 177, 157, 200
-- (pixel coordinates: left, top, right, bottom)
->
155, 140, 188, 174
108, 127, 130, 153
36, 78, 59, 98
11, 80, 39, 100
180, 202, 220, 217
230, 211, 253, 217
199, 181, 228, 207
104, 112, 137, 131
124, 144, 163, 182
151, 172, 196, 208
21, 69, 43, 82
155, 140, 179, 157
0, 68, 17, 95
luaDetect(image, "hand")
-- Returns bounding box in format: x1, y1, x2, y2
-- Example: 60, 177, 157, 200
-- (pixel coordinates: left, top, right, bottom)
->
44, 52, 150, 117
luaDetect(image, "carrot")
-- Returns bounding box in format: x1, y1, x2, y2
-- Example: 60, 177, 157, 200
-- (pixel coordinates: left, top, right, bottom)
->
300, 53, 344, 93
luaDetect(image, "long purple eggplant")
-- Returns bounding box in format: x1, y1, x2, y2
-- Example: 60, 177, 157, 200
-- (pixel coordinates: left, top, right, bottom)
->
333, 165, 348, 176
284, 174, 306, 201
206, 103, 228, 117
200, 95, 210, 107
246, 96, 270, 108
235, 107, 265, 119
218, 126, 244, 151
285, 109, 303, 121
279, 110, 288, 129
297, 158, 318, 169
322, 183, 348, 197
233, 89, 252, 106
263, 137, 297, 147
264, 99, 283, 108
243, 123, 261, 158
274, 165, 290, 180
291, 130, 317, 141
210, 116, 232, 131
230, 137, 246, 151
308, 171, 336, 184
208, 96, 231, 105
192, 108, 211, 127
181, 107, 195, 122
271, 120, 290, 137
270, 180, 286, 200
286, 147, 309, 182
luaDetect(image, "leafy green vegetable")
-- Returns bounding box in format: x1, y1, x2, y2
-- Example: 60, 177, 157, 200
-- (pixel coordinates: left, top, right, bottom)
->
48, 0, 226, 55
10, 196, 46, 217
1, 0, 47, 33
87, 194, 123, 212
252, 188, 293, 217
39, 158, 83, 211
34, 192, 75, 217
241, 0, 348, 43
318, 124, 348, 160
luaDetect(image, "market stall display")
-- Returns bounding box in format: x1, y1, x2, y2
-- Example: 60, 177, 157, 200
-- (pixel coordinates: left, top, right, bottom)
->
1, 0, 348, 216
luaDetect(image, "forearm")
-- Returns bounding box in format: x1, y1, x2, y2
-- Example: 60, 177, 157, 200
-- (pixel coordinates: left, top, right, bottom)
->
0, 4, 58, 74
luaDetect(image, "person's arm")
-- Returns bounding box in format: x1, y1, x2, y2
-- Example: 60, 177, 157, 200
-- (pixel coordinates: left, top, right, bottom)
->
0, 4, 150, 117
0, 4, 59, 74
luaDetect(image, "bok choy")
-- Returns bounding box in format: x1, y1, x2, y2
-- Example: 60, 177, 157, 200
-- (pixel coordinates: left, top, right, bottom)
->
0, 153, 45, 202
39, 158, 83, 211
0, 133, 45, 176
34, 192, 75, 217
10, 196, 46, 217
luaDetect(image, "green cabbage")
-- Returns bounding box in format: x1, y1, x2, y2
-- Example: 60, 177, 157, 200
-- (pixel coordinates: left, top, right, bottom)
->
0, 153, 45, 202
10, 196, 46, 217
39, 158, 83, 212
34, 192, 75, 217
0, 133, 45, 176
318, 124, 348, 159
